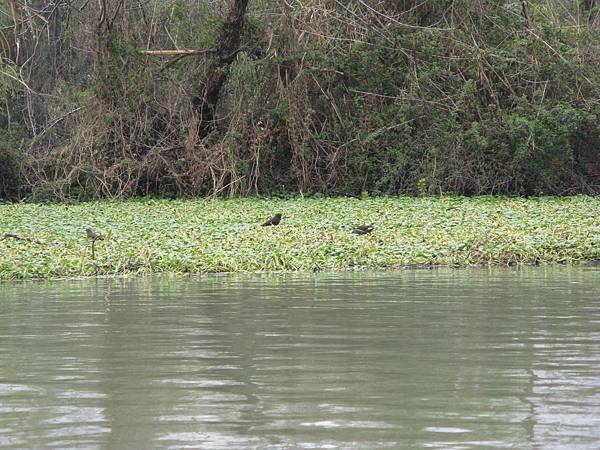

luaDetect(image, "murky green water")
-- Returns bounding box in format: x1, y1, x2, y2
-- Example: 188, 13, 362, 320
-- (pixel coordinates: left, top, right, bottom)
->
1, 267, 600, 449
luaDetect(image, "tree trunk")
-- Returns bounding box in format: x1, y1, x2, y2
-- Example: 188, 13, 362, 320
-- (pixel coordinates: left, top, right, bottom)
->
191, 0, 250, 139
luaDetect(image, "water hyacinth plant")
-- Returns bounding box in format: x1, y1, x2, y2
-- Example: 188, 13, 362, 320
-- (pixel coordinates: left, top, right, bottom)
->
0, 196, 599, 279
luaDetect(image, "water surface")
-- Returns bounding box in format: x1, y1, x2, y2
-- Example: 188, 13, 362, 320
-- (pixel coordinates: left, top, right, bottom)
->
1, 267, 600, 448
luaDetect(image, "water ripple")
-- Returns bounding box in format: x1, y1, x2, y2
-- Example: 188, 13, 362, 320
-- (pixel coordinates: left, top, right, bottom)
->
0, 267, 599, 448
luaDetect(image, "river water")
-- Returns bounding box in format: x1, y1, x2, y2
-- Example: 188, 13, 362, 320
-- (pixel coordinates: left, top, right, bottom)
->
1, 267, 599, 449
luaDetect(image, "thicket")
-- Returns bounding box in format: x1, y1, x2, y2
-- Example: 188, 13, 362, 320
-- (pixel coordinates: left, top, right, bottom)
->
1, 0, 600, 201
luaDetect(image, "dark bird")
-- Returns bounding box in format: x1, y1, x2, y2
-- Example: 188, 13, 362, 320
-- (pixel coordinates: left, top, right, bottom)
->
261, 213, 282, 227
86, 228, 104, 261
352, 224, 374, 235
86, 228, 104, 240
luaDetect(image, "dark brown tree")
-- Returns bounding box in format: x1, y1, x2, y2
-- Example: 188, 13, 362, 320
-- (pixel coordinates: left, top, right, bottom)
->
191, 0, 250, 139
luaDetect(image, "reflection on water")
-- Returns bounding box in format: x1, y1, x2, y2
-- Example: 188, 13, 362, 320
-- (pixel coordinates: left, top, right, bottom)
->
1, 267, 600, 449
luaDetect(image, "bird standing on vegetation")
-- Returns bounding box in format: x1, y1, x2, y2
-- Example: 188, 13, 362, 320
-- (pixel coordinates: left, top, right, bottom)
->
86, 228, 104, 261
86, 228, 104, 241
352, 224, 374, 235
261, 213, 282, 227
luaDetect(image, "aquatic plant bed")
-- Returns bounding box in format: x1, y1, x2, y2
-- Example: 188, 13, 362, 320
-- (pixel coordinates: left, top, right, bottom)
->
1, 196, 599, 279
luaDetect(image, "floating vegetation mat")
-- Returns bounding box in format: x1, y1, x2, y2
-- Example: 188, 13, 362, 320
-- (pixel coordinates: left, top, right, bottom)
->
1, 196, 599, 279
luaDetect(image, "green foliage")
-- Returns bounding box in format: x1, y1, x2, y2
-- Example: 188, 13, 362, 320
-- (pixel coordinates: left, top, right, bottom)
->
0, 196, 599, 279
284, 3, 600, 196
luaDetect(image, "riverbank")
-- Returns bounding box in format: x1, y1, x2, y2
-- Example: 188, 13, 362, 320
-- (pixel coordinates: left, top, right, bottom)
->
1, 196, 599, 280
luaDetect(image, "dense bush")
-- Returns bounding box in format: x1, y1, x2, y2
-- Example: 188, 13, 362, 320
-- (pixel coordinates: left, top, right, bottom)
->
2, 0, 600, 199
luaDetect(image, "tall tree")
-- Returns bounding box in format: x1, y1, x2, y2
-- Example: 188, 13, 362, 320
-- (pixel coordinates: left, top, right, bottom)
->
191, 0, 250, 139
